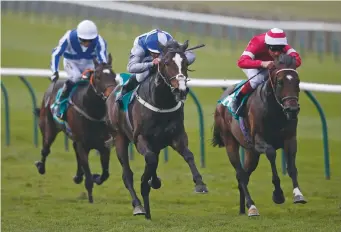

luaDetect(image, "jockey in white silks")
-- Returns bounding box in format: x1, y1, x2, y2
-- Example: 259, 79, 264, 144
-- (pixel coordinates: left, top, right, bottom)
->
116, 29, 196, 105
50, 19, 109, 119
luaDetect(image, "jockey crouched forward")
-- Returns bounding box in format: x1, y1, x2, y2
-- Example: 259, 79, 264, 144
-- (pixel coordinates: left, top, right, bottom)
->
116, 29, 196, 106
231, 28, 302, 115
50, 19, 109, 119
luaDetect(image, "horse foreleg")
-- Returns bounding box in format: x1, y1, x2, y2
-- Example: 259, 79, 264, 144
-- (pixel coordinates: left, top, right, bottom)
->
76, 142, 93, 203
72, 141, 84, 184
171, 132, 208, 193
35, 111, 58, 175
115, 133, 145, 216
93, 146, 110, 185
284, 137, 307, 204
265, 146, 285, 204
136, 135, 159, 220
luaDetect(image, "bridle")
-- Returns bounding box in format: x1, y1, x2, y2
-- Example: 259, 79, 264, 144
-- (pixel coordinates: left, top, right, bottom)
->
157, 63, 188, 92
89, 68, 116, 101
268, 68, 300, 110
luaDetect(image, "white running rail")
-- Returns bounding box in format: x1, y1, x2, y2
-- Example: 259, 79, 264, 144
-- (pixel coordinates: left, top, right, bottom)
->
1, 68, 341, 93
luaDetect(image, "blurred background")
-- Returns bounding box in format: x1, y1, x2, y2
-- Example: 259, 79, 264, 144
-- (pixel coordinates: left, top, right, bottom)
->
1, 1, 341, 231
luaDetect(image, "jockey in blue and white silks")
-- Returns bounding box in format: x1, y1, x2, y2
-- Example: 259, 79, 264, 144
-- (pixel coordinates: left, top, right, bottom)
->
50, 20, 108, 118
116, 29, 196, 105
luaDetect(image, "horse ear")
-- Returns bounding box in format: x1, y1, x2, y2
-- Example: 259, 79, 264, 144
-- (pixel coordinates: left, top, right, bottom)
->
158, 41, 166, 53
182, 40, 189, 51
93, 57, 99, 67
108, 53, 112, 65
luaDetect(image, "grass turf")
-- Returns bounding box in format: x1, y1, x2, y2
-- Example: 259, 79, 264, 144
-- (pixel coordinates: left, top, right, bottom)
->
1, 13, 341, 232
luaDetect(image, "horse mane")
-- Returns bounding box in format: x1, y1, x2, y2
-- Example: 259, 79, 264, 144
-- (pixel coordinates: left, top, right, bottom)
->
274, 53, 296, 69
163, 39, 184, 53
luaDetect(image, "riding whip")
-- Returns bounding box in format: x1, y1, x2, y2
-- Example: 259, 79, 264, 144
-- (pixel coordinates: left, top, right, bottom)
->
227, 69, 264, 96
186, 44, 205, 51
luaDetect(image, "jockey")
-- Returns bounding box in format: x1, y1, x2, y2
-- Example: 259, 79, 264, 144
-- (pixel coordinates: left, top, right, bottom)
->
116, 29, 196, 105
50, 19, 108, 119
231, 28, 302, 115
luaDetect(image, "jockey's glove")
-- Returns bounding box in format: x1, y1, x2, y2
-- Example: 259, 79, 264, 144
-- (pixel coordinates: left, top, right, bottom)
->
51, 71, 59, 82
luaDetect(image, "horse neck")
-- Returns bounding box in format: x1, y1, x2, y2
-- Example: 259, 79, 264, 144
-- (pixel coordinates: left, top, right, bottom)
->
82, 84, 106, 119
140, 73, 178, 109
262, 80, 286, 121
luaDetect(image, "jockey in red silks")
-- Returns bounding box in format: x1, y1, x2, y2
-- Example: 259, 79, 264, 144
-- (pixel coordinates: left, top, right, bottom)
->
230, 28, 302, 115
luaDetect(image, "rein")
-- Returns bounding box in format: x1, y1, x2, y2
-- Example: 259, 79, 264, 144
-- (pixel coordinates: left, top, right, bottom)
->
89, 73, 116, 101
157, 64, 188, 92
268, 68, 299, 110
68, 69, 116, 122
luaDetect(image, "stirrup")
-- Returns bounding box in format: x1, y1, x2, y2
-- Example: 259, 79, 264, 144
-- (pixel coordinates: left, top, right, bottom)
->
56, 112, 64, 120
116, 93, 123, 102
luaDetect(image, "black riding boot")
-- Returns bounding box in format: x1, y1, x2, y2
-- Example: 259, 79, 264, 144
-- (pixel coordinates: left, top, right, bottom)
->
116, 75, 139, 105
56, 80, 75, 119
231, 91, 245, 116
59, 80, 75, 102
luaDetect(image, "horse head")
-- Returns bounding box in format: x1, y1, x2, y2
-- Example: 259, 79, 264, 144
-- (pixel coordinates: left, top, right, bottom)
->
90, 53, 117, 100
268, 53, 301, 120
156, 39, 190, 102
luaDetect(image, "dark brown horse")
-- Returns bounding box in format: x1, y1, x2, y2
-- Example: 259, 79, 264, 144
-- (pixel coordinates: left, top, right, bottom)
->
34, 54, 117, 203
105, 40, 208, 219
212, 54, 307, 216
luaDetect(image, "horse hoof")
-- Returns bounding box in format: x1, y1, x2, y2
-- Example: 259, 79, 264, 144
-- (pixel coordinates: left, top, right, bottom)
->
148, 177, 161, 189
145, 214, 151, 220
93, 174, 103, 185
73, 175, 83, 184
35, 161, 45, 175
294, 195, 307, 204
195, 184, 208, 194
133, 205, 146, 216
272, 190, 285, 204
104, 136, 114, 148
248, 205, 260, 217
88, 196, 94, 203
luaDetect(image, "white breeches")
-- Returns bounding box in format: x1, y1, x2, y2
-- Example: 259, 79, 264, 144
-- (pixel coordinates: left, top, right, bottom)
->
136, 70, 150, 82
63, 58, 94, 83
242, 68, 268, 89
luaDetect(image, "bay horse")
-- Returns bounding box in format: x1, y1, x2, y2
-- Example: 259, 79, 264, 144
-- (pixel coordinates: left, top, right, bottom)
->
105, 40, 208, 219
34, 54, 117, 203
212, 54, 307, 216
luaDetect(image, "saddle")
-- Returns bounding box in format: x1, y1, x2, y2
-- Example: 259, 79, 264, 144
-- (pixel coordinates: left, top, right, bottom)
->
219, 80, 252, 120
50, 70, 93, 124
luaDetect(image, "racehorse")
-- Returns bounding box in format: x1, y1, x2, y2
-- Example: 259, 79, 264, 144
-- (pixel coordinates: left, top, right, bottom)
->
105, 40, 208, 219
212, 54, 307, 216
34, 54, 117, 203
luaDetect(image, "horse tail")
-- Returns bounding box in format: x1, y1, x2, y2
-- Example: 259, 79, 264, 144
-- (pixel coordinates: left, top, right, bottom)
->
211, 121, 224, 147
34, 107, 41, 117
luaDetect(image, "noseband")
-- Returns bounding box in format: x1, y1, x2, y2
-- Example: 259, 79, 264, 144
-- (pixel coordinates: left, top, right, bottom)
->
268, 68, 299, 110
157, 63, 188, 92
89, 70, 116, 101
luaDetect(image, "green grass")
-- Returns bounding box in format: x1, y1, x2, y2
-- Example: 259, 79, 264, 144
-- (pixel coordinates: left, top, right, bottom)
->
1, 13, 341, 232
133, 1, 341, 22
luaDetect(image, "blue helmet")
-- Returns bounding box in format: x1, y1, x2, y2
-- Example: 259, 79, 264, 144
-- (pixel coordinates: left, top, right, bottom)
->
145, 29, 173, 54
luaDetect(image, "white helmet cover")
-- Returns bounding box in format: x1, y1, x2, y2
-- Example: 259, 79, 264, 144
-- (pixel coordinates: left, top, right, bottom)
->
77, 20, 98, 40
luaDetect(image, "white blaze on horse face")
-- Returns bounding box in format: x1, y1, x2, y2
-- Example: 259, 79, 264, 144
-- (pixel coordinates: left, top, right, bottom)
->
286, 74, 293, 81
103, 69, 110, 74
173, 53, 186, 91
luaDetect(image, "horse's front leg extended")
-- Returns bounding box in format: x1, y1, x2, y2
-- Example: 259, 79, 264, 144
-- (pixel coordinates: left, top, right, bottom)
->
284, 137, 307, 204
136, 135, 160, 220
171, 132, 208, 193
